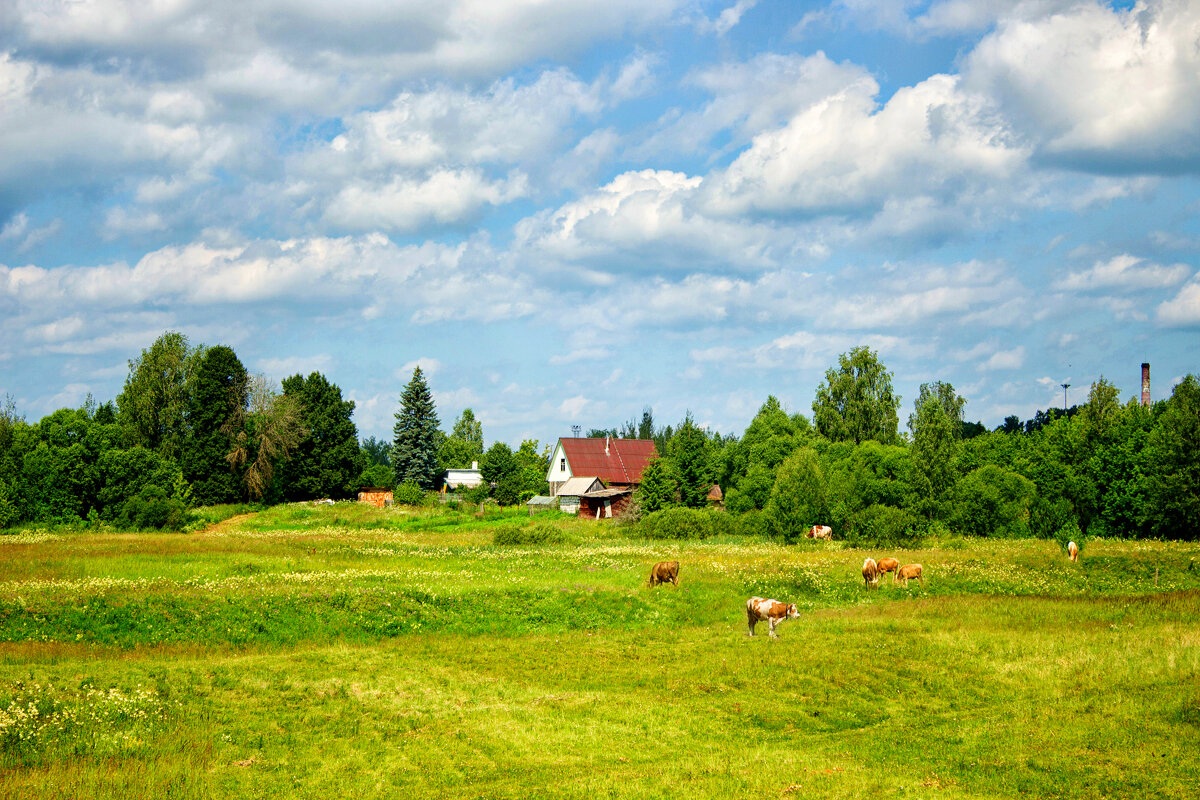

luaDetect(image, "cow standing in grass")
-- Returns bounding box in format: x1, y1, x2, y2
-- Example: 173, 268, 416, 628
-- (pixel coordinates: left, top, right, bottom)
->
807, 525, 832, 541
649, 561, 680, 587
895, 563, 923, 587
1067, 541, 1079, 563
862, 558, 880, 589
746, 597, 800, 638
876, 558, 900, 581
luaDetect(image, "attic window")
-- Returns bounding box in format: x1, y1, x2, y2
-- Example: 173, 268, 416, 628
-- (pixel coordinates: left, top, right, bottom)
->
560, 458, 566, 471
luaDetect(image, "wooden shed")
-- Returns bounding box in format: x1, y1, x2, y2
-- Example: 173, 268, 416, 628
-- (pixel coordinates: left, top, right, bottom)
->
579, 486, 633, 519
357, 488, 393, 508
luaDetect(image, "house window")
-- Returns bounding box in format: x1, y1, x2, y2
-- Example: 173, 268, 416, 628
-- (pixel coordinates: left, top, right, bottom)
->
560, 458, 566, 471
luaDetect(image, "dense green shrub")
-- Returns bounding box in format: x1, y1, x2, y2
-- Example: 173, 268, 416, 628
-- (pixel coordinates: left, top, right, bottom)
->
765, 448, 828, 543
952, 465, 1036, 537
357, 463, 394, 490
735, 509, 770, 538
118, 484, 186, 530
637, 507, 732, 540
842, 503, 922, 547
393, 481, 426, 506
493, 522, 566, 546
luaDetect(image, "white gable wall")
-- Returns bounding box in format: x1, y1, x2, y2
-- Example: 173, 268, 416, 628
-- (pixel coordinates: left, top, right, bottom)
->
547, 440, 573, 496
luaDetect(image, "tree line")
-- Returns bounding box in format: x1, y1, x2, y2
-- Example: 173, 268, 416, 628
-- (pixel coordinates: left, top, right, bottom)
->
612, 346, 1200, 543
1, 335, 1196, 541
0, 333, 548, 529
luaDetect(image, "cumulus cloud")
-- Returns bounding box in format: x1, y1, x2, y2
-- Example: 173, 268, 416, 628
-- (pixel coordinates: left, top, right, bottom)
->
1157, 279, 1200, 326
702, 72, 1030, 228
962, 0, 1200, 172
515, 169, 805, 271
636, 52, 873, 159
1055, 254, 1191, 291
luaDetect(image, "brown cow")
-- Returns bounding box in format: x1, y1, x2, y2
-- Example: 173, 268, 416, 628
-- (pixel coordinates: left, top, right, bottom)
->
876, 557, 900, 579
807, 525, 833, 541
1067, 541, 1079, 563
862, 558, 880, 589
648, 560, 680, 587
746, 597, 800, 638
894, 563, 923, 587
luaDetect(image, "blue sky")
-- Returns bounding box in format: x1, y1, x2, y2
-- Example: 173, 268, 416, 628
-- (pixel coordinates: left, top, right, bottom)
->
2, 0, 1198, 445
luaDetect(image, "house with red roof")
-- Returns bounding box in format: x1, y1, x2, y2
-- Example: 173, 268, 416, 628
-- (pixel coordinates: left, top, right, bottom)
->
546, 436, 658, 517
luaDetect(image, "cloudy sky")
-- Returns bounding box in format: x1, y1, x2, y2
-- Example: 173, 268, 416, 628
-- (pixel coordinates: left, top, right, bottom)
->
2, 0, 1198, 444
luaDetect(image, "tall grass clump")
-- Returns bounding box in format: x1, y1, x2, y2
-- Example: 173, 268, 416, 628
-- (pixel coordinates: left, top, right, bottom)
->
0, 680, 175, 767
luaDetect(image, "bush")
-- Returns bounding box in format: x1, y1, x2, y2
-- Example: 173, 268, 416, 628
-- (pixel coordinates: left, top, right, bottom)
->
735, 509, 770, 538
493, 522, 566, 546
636, 507, 732, 540
117, 484, 186, 531
765, 448, 828, 543
393, 481, 426, 506
357, 463, 395, 490
842, 504, 922, 547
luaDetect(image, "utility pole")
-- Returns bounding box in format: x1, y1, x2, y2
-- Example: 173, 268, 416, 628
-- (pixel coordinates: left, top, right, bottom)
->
1061, 383, 1070, 411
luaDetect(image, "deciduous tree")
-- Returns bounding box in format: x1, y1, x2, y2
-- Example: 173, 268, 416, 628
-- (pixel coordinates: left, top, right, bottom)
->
813, 346, 900, 445
117, 331, 201, 459
278, 372, 362, 499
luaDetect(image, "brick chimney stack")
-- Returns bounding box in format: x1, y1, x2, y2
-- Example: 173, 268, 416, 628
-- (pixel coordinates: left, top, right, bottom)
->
1141, 363, 1151, 408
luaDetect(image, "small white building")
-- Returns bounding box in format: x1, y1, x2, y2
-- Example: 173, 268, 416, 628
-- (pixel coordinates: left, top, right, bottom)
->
444, 461, 484, 489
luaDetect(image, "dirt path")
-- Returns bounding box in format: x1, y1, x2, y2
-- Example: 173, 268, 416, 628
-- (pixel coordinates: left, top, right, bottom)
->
204, 512, 258, 535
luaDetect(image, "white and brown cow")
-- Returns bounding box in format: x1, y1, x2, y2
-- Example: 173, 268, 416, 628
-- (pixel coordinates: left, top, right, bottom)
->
862, 558, 880, 589
648, 560, 680, 587
894, 563, 924, 587
746, 597, 800, 638
1067, 541, 1079, 563
876, 557, 900, 579
807, 525, 833, 541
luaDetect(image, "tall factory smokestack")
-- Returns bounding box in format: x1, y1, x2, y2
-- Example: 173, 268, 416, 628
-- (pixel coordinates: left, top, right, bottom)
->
1141, 363, 1151, 408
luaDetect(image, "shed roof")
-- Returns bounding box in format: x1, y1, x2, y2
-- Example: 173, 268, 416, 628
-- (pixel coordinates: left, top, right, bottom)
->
559, 437, 657, 484
526, 495, 557, 506
582, 486, 633, 499
558, 476, 604, 496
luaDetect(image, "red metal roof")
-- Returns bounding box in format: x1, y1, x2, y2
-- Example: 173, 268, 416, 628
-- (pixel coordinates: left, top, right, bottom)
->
559, 437, 658, 485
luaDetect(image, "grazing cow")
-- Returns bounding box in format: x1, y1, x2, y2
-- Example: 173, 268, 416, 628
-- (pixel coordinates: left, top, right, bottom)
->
876, 557, 900, 578
807, 525, 833, 541
862, 558, 880, 589
746, 597, 800, 638
894, 563, 923, 587
648, 560, 680, 587
1067, 541, 1079, 563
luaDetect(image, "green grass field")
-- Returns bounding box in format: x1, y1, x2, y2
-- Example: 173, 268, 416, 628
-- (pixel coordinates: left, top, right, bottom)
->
2, 503, 1198, 798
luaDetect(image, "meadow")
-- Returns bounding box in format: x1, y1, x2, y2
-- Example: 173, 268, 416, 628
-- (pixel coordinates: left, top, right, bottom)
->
2, 503, 1198, 799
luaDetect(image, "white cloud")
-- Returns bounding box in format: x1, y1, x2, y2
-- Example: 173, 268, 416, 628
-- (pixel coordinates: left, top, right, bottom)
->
1056, 254, 1192, 291
980, 346, 1026, 371
1156, 279, 1200, 326
324, 169, 529, 232
559, 394, 589, 417
703, 72, 1030, 228
963, 0, 1200, 171
694, 0, 759, 36
515, 169, 800, 270
399, 358, 443, 378
636, 52, 873, 160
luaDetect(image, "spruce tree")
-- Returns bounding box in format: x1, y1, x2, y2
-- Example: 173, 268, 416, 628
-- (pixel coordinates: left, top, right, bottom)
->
392, 367, 441, 489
